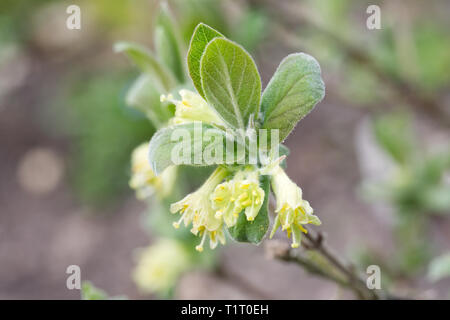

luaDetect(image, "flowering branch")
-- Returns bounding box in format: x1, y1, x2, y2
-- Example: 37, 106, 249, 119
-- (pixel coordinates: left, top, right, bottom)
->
124, 18, 390, 300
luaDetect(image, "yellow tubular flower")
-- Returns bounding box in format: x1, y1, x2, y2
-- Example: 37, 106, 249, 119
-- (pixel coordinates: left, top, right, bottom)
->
270, 166, 321, 248
170, 166, 229, 252
129, 142, 177, 199
211, 168, 265, 227
161, 89, 225, 126
132, 239, 191, 295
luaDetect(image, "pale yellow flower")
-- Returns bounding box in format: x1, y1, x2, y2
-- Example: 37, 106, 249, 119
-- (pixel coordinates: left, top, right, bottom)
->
161, 89, 224, 126
270, 166, 321, 248
132, 239, 191, 295
170, 166, 228, 251
211, 168, 265, 227
129, 142, 177, 199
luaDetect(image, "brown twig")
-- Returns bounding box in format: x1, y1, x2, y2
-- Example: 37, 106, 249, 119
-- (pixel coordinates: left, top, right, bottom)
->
265, 236, 382, 300
265, 240, 350, 289
267, 194, 390, 299
303, 229, 381, 300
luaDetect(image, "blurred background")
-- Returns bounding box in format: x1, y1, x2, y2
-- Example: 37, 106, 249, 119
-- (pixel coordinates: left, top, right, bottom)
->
0, 0, 449, 299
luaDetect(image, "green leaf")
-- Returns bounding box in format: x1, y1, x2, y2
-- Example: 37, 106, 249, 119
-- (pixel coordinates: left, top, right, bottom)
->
228, 175, 270, 244
155, 3, 185, 82
428, 253, 450, 282
187, 23, 224, 98
261, 53, 325, 143
114, 41, 175, 90
200, 37, 261, 130
126, 74, 173, 128
148, 122, 241, 175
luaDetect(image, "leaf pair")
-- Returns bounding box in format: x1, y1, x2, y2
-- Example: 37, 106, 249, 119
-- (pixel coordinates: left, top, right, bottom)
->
187, 23, 325, 143
188, 23, 261, 130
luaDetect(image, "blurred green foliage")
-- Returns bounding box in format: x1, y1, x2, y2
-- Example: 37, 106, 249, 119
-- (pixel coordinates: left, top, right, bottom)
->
0, 0, 56, 42
372, 23, 450, 92
373, 112, 415, 165
81, 281, 126, 300
428, 253, 450, 283
81, 281, 109, 300
372, 113, 450, 216
413, 24, 450, 91
65, 72, 154, 206
300, 0, 450, 107
363, 112, 450, 273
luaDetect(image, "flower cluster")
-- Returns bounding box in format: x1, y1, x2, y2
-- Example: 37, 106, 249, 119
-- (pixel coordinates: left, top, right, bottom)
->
171, 166, 266, 251
211, 168, 265, 227
170, 162, 320, 251
162, 90, 321, 251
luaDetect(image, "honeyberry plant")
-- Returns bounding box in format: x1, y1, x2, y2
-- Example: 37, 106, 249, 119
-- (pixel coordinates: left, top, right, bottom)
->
146, 23, 325, 252
111, 16, 384, 300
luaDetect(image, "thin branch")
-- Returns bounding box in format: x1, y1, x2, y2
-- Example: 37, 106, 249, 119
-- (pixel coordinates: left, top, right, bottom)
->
303, 229, 381, 300
267, 195, 397, 299
265, 240, 349, 288
265, 237, 380, 300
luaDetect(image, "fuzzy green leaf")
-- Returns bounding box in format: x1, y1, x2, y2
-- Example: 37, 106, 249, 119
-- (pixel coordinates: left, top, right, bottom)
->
155, 3, 185, 82
261, 53, 325, 143
228, 175, 270, 244
187, 23, 224, 98
148, 122, 241, 175
200, 38, 261, 130
114, 41, 175, 90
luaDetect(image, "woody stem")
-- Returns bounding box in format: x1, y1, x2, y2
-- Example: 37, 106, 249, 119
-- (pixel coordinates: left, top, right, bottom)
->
266, 197, 384, 299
